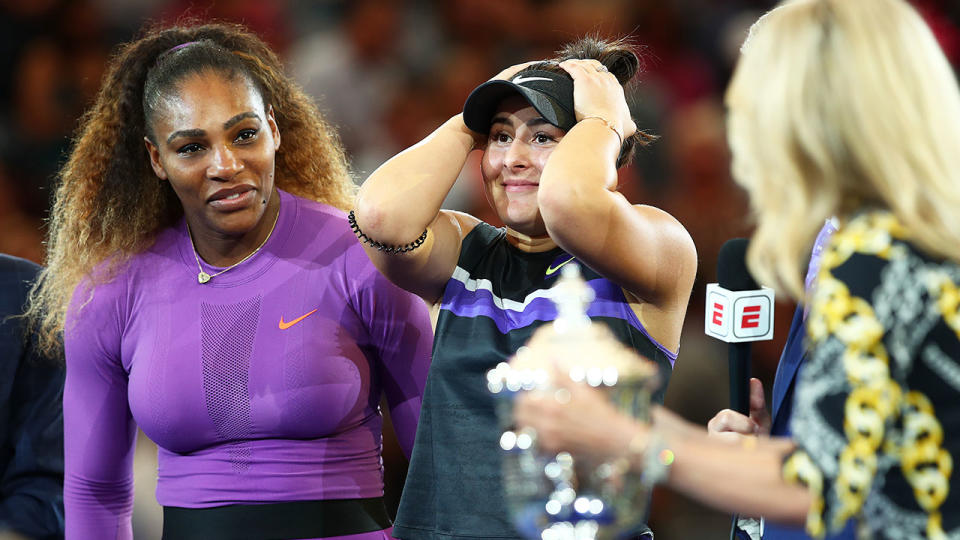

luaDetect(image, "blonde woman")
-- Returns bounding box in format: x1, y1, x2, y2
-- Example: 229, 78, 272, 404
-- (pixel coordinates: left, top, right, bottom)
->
516, 1, 960, 539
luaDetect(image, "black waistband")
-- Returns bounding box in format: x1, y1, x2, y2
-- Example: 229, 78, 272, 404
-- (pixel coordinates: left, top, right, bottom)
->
162, 497, 392, 539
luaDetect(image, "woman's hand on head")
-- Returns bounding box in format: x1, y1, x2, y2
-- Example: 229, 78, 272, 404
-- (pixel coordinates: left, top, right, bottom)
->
489, 61, 539, 82
463, 62, 540, 147
559, 59, 637, 140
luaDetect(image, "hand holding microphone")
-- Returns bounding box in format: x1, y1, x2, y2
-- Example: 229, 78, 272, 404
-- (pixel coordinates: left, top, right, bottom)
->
706, 239, 778, 539
707, 378, 771, 442
705, 238, 775, 415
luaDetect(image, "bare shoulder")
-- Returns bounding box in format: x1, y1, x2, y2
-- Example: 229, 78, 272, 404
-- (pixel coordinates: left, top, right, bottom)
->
629, 203, 698, 304
632, 204, 686, 229
438, 209, 482, 236
633, 204, 696, 255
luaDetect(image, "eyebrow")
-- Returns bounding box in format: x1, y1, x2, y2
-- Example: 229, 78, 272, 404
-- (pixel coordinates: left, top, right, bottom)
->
489, 115, 553, 129
166, 111, 261, 144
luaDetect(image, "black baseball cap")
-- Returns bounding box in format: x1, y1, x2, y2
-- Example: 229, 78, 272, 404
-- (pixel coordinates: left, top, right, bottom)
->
462, 69, 576, 133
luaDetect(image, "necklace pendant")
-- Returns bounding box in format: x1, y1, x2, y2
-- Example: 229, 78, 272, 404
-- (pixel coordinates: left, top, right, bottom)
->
198, 271, 211, 284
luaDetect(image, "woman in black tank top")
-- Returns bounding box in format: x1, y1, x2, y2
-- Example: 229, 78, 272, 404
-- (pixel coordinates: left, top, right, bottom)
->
352, 37, 698, 540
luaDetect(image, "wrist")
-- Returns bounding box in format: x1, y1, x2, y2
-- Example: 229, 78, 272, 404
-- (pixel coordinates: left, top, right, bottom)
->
448, 113, 486, 150
609, 419, 677, 488
578, 116, 624, 148
639, 429, 676, 488
609, 422, 647, 476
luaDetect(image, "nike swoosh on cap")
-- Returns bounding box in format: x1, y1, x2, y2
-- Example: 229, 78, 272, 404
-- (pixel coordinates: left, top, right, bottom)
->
512, 76, 553, 85
279, 308, 318, 330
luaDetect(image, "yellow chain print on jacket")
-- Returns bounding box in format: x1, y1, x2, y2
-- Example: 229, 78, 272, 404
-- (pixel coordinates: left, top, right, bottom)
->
934, 277, 960, 340
901, 392, 952, 539
841, 342, 889, 387
813, 275, 894, 531
783, 450, 826, 537
818, 213, 905, 271
833, 438, 877, 526
795, 212, 951, 538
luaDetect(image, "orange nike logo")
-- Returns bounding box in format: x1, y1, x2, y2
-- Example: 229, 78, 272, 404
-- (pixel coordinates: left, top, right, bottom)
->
279, 308, 318, 330
545, 256, 576, 276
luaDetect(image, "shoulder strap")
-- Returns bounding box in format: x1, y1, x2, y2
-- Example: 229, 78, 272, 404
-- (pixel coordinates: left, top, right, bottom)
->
457, 222, 505, 270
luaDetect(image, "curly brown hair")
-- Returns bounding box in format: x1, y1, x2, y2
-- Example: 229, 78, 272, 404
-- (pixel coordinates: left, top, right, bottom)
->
522, 36, 658, 168
26, 21, 354, 356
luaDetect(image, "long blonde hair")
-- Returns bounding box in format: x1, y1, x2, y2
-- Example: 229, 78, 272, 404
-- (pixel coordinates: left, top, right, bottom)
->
26, 22, 354, 356
726, 0, 960, 299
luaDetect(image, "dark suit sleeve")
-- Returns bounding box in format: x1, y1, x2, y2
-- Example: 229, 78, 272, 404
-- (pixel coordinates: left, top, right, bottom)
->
0, 255, 65, 540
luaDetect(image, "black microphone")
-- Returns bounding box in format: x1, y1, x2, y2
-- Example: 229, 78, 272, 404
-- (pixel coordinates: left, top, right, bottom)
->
718, 239, 754, 414
710, 238, 775, 540
707, 238, 773, 414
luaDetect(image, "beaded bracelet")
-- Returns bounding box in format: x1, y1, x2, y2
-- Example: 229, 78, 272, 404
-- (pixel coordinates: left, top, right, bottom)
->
580, 116, 624, 148
348, 210, 428, 254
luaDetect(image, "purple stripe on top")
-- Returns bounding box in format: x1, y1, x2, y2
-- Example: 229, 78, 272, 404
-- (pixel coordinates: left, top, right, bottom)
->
440, 271, 677, 366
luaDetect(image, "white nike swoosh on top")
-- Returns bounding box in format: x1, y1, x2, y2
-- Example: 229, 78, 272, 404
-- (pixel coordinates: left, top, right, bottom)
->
512, 76, 553, 85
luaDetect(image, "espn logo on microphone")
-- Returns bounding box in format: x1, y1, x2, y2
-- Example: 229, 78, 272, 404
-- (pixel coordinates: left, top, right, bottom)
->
704, 284, 775, 342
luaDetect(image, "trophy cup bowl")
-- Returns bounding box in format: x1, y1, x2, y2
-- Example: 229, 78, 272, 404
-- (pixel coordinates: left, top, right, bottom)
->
487, 264, 660, 540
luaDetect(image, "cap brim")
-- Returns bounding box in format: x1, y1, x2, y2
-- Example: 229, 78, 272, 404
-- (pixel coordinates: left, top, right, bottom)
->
462, 80, 574, 133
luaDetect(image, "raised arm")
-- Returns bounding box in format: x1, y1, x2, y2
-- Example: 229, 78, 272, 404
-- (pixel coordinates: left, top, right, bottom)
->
63, 284, 138, 540
354, 63, 535, 303
353, 114, 479, 303
538, 60, 697, 325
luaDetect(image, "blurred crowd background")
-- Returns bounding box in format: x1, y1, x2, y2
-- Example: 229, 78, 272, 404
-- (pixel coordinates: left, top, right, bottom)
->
1, 0, 957, 538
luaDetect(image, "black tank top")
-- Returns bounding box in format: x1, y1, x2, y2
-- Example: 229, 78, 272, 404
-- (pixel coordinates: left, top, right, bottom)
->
393, 223, 675, 540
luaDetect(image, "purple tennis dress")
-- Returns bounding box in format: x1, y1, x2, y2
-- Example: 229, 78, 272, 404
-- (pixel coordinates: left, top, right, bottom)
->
63, 190, 433, 539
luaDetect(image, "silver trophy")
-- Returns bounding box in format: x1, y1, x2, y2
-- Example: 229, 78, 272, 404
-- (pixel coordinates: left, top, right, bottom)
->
487, 264, 660, 540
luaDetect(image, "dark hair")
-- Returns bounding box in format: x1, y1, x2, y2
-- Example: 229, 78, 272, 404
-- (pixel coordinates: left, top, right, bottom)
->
521, 36, 656, 168
143, 39, 265, 142
27, 21, 353, 356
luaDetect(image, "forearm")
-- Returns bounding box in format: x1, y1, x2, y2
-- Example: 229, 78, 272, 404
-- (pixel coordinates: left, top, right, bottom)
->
537, 120, 628, 260
537, 121, 696, 305
63, 328, 137, 539
538, 120, 621, 232
355, 114, 478, 244
64, 476, 134, 540
655, 424, 811, 524
516, 383, 810, 525
63, 406, 136, 540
